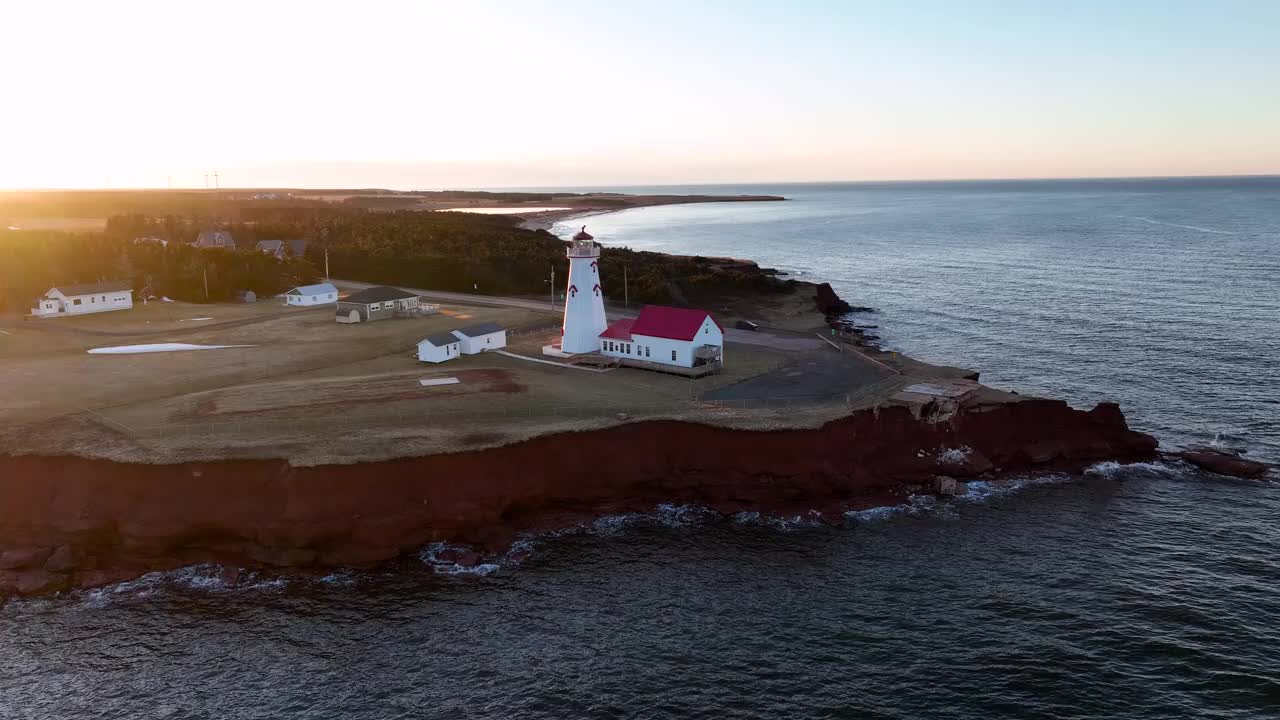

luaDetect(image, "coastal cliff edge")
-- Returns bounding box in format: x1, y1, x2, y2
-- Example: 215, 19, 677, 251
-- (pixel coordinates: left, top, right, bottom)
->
0, 396, 1157, 597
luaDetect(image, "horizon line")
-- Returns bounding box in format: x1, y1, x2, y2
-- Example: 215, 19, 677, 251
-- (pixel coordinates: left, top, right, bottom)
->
3, 172, 1278, 194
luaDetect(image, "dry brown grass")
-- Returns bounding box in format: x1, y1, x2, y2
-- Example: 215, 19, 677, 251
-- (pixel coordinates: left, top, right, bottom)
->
5, 217, 108, 232
0, 297, 918, 465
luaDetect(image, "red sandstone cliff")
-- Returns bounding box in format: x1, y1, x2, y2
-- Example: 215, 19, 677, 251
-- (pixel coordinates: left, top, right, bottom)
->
0, 398, 1157, 597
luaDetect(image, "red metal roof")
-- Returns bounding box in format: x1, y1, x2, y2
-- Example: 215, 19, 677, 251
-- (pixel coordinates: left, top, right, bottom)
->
572, 226, 594, 241
629, 305, 721, 341
599, 318, 636, 340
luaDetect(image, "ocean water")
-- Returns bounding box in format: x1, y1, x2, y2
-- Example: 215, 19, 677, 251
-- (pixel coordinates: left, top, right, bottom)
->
3, 178, 1279, 719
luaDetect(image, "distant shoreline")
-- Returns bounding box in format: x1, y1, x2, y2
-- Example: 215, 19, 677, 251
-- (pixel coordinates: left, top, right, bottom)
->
515, 207, 621, 233
508, 194, 785, 234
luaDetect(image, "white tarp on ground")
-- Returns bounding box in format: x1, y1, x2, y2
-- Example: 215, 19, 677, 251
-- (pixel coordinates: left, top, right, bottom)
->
88, 343, 255, 355
419, 377, 461, 387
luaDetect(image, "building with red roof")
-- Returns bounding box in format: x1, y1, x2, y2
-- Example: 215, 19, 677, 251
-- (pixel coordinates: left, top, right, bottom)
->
598, 305, 724, 369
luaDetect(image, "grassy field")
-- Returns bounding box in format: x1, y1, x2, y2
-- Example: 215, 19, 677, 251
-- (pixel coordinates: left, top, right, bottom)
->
0, 296, 923, 465
3, 217, 108, 232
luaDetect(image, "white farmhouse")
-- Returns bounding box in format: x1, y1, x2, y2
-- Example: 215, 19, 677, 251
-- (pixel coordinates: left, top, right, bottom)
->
255, 239, 286, 258
599, 305, 723, 369
31, 281, 134, 318
193, 230, 234, 249
284, 282, 338, 306
451, 322, 507, 354
417, 332, 462, 363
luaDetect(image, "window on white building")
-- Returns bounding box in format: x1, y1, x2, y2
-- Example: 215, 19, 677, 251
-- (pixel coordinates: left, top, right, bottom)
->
74, 299, 82, 306
671, 350, 677, 361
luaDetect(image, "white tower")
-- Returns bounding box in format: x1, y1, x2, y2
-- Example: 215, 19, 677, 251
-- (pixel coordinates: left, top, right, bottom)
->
561, 226, 607, 353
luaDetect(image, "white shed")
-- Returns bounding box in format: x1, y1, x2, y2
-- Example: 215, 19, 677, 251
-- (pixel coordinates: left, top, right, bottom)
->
31, 281, 134, 318
418, 332, 462, 363
284, 282, 338, 306
451, 322, 507, 354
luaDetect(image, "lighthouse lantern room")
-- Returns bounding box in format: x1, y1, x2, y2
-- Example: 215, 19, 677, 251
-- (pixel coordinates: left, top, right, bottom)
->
559, 226, 608, 353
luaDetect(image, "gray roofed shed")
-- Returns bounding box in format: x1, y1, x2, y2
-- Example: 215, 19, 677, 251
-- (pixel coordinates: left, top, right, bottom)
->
452, 322, 504, 337
424, 332, 461, 347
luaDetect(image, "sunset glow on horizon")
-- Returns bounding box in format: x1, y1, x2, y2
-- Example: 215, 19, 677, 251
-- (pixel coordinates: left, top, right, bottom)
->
2, 0, 1277, 190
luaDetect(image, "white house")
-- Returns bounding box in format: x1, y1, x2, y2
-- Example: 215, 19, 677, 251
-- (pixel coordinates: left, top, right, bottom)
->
256, 239, 309, 259
598, 305, 724, 368
31, 281, 134, 318
451, 322, 506, 354
418, 332, 462, 363
284, 282, 338, 306
255, 239, 285, 258
193, 230, 234, 249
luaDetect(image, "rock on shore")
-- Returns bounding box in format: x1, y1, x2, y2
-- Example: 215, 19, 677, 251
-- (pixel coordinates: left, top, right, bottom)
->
1177, 449, 1272, 479
814, 282, 853, 316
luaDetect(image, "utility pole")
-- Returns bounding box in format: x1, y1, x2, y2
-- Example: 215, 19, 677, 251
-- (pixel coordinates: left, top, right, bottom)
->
204, 173, 209, 189
214, 171, 220, 190
624, 265, 628, 308
550, 266, 555, 308
203, 267, 209, 300
324, 248, 330, 279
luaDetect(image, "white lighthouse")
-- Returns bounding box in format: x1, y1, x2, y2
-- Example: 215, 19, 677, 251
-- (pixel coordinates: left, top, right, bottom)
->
560, 226, 608, 353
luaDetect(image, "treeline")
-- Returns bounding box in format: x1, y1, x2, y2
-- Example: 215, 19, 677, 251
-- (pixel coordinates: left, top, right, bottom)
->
2, 198, 794, 312
0, 230, 315, 313
112, 209, 794, 306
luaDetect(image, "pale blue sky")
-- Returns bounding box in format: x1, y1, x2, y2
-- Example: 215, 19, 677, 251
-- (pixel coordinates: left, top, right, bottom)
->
1, 0, 1276, 188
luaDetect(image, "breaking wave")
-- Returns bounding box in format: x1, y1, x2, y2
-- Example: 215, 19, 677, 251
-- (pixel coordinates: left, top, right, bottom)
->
419, 542, 501, 576
78, 565, 287, 608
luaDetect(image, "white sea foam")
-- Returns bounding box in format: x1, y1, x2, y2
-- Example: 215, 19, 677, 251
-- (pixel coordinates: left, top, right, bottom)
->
844, 505, 907, 524
75, 564, 287, 608
732, 511, 823, 530
935, 446, 974, 465
1083, 460, 1177, 479
318, 571, 357, 586
419, 542, 501, 576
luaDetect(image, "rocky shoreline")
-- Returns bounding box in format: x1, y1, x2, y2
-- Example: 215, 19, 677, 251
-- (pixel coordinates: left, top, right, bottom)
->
0, 395, 1158, 598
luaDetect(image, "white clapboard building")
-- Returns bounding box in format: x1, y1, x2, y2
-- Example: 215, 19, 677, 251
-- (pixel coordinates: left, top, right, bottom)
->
598, 305, 724, 368
31, 281, 134, 318
417, 332, 462, 363
451, 323, 507, 354
284, 282, 338, 306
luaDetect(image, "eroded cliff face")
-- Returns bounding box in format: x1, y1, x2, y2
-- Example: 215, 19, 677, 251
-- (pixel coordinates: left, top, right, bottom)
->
0, 399, 1157, 597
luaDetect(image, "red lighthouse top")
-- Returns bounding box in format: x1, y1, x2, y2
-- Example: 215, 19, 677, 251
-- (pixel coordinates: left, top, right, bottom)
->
572, 226, 594, 241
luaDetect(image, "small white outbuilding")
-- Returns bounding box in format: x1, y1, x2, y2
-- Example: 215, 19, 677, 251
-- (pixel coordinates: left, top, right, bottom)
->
284, 282, 338, 306
417, 332, 462, 363
451, 322, 507, 355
